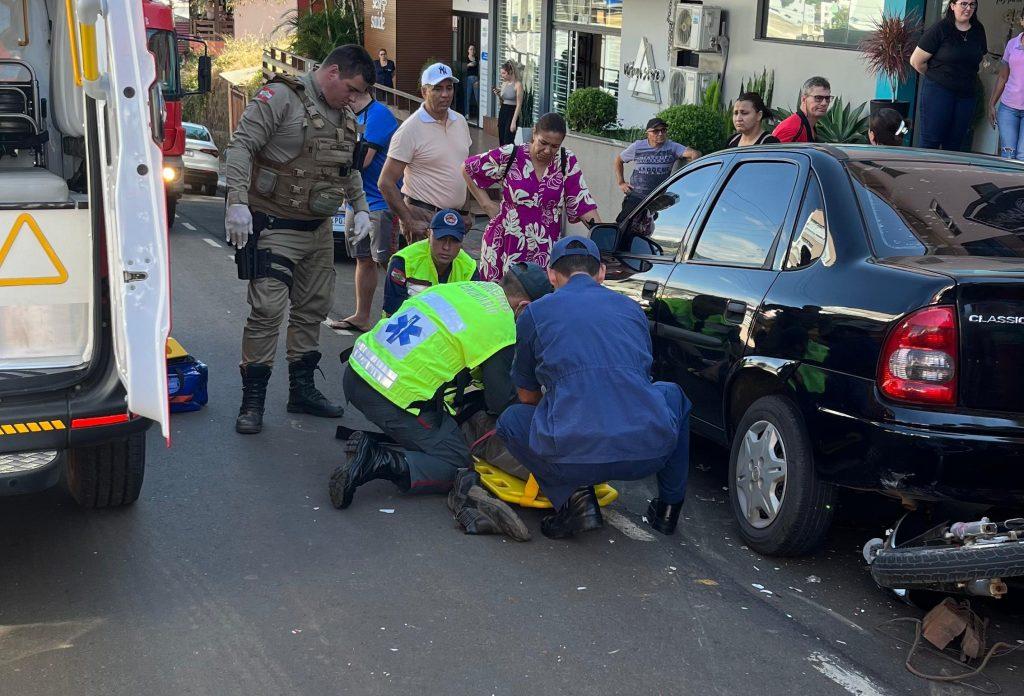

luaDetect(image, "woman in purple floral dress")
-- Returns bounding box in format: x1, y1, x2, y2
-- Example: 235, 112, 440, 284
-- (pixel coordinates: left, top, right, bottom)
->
463, 112, 600, 280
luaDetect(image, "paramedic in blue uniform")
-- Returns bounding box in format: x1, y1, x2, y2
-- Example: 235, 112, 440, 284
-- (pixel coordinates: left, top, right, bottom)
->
496, 236, 692, 539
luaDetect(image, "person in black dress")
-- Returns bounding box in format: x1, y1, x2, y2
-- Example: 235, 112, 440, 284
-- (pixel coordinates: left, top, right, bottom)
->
724, 92, 780, 148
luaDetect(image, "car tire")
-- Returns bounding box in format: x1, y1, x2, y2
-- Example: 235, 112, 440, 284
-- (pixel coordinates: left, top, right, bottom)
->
728, 395, 835, 556
65, 433, 146, 508
870, 542, 1024, 587
203, 183, 217, 197
166, 197, 177, 228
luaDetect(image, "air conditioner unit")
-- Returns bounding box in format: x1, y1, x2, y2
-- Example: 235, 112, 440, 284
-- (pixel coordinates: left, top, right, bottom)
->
673, 3, 722, 52
669, 68, 719, 106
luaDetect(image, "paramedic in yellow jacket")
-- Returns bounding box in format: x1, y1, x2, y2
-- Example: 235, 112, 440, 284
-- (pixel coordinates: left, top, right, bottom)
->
223, 45, 375, 435
382, 209, 478, 316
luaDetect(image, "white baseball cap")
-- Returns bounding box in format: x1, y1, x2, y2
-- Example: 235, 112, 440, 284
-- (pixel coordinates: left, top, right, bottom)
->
421, 62, 459, 86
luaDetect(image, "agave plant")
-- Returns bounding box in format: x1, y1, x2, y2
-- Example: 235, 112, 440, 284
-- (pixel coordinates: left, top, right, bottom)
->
815, 97, 869, 144
859, 11, 921, 100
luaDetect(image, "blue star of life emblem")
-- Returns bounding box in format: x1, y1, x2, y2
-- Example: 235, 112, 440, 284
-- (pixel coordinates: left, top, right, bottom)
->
384, 314, 423, 346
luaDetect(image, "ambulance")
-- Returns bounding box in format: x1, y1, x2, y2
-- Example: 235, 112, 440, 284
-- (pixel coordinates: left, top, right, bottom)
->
0, 0, 172, 506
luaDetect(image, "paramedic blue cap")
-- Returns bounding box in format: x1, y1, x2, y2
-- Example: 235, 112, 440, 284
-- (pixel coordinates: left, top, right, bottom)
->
548, 236, 601, 266
429, 209, 466, 241
421, 62, 459, 86
507, 262, 554, 301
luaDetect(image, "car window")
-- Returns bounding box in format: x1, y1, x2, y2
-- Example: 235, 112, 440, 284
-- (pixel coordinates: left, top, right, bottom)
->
628, 164, 721, 258
184, 123, 211, 142
849, 160, 1024, 258
692, 162, 799, 267
785, 174, 833, 269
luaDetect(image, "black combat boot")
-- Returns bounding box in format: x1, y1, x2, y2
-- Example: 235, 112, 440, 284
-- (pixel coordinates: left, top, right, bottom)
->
287, 351, 344, 418
448, 469, 531, 541
236, 363, 271, 435
541, 486, 604, 539
329, 434, 411, 509
646, 498, 684, 536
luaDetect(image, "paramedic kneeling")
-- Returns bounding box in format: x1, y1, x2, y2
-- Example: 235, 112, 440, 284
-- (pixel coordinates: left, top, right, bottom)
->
496, 237, 692, 539
330, 266, 553, 510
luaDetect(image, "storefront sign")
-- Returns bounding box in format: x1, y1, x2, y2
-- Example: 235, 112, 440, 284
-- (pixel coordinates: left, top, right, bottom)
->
370, 0, 388, 31
623, 37, 662, 104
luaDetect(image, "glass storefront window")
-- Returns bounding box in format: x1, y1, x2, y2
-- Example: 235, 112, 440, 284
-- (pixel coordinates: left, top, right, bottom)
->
759, 0, 884, 48
549, 29, 620, 118
497, 0, 543, 122
554, 0, 622, 29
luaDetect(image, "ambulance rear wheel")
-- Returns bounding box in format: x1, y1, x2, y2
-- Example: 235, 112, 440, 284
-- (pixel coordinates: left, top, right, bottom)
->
65, 433, 146, 508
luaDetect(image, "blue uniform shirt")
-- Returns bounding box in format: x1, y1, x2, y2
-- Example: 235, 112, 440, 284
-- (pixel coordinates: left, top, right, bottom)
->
511, 273, 681, 464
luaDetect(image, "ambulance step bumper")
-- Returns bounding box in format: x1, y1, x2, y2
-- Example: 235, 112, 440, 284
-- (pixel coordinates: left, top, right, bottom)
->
0, 449, 62, 495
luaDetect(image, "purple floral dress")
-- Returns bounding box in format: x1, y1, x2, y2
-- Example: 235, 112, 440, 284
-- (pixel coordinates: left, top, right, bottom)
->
465, 144, 598, 280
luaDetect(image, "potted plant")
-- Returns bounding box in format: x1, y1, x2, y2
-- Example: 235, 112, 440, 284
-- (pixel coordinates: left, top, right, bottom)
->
859, 11, 921, 120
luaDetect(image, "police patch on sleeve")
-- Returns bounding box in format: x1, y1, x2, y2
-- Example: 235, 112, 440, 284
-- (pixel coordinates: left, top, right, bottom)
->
390, 266, 406, 286
255, 86, 275, 103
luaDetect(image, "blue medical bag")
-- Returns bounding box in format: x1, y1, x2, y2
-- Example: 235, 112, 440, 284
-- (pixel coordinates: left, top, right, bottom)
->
167, 338, 209, 413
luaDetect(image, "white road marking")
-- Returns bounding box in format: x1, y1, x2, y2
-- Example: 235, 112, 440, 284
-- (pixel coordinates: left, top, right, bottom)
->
183, 222, 197, 231
203, 238, 221, 248
603, 509, 656, 542
787, 592, 869, 635
807, 652, 888, 696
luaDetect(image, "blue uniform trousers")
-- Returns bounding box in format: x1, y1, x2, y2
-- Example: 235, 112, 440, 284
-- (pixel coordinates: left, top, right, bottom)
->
496, 383, 691, 509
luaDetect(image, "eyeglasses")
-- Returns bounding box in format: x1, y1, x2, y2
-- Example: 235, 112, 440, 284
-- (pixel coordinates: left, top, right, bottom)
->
649, 128, 668, 134
954, 1, 977, 9
809, 94, 834, 104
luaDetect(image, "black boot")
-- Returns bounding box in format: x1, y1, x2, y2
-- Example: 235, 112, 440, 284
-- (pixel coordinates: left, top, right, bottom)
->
541, 486, 604, 539
448, 469, 531, 541
646, 498, 684, 536
236, 363, 271, 434
287, 351, 344, 418
328, 434, 410, 509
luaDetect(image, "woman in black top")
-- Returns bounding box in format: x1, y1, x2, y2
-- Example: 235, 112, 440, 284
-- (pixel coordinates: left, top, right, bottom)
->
910, 1, 987, 151
724, 92, 781, 148
463, 44, 479, 117
375, 48, 396, 90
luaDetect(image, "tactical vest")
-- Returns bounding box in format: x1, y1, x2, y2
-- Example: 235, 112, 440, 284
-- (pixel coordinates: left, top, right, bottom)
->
248, 73, 359, 220
394, 239, 477, 296
350, 282, 516, 410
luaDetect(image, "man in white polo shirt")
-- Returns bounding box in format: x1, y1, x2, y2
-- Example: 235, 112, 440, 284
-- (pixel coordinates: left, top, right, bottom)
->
379, 62, 473, 244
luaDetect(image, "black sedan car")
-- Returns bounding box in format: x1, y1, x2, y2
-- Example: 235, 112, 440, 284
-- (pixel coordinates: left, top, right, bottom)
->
591, 144, 1024, 557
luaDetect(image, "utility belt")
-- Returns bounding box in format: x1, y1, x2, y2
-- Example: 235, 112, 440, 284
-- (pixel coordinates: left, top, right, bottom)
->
234, 210, 326, 289
405, 196, 470, 219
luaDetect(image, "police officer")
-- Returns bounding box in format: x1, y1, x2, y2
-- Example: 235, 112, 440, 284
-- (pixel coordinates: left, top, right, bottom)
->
329, 267, 554, 536
382, 209, 477, 316
496, 237, 692, 539
224, 45, 376, 435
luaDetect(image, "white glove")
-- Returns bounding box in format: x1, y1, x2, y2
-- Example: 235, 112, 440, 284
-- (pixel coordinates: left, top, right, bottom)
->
349, 210, 371, 246
225, 204, 252, 249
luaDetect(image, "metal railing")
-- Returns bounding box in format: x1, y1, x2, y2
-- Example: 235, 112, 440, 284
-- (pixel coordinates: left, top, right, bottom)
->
372, 84, 423, 116
261, 47, 318, 79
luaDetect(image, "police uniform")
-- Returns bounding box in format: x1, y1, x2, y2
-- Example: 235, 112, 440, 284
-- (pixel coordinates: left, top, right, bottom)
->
329, 266, 554, 515
224, 71, 368, 433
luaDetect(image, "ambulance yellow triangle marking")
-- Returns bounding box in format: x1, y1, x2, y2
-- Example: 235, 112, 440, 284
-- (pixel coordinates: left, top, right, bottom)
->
0, 213, 69, 286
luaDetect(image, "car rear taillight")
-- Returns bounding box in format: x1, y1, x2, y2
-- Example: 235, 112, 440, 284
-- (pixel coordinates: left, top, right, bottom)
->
199, 147, 219, 158
879, 306, 958, 406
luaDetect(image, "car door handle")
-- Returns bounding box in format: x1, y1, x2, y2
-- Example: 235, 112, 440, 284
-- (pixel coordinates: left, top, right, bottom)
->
724, 300, 747, 324
641, 280, 660, 300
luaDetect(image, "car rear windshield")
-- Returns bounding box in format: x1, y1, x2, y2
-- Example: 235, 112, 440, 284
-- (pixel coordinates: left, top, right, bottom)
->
849, 160, 1024, 258
184, 124, 211, 141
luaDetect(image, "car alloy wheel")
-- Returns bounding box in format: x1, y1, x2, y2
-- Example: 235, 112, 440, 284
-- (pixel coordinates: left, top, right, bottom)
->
735, 420, 788, 529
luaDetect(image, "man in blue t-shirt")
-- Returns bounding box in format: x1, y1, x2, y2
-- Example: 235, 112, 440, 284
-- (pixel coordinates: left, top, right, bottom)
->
328, 91, 401, 334
613, 117, 699, 224
496, 237, 692, 540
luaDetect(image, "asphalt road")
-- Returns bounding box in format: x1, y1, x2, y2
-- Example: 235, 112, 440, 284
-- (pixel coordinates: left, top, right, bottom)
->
1, 194, 1022, 696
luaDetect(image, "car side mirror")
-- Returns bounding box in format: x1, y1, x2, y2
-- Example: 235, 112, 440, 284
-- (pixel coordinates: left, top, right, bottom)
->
589, 223, 620, 253
629, 236, 662, 256
197, 56, 212, 94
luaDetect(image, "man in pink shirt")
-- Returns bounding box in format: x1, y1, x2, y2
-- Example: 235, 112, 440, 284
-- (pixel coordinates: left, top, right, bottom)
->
773, 76, 832, 143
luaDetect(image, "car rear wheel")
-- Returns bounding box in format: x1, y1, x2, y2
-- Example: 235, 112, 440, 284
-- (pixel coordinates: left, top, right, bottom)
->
729, 395, 835, 556
166, 197, 177, 228
202, 183, 217, 197
65, 432, 145, 508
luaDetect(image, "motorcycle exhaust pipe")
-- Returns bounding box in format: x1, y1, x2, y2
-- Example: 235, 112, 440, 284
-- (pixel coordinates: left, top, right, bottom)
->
949, 517, 999, 541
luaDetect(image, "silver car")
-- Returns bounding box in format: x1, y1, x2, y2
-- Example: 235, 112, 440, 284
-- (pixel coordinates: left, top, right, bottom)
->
182, 121, 220, 196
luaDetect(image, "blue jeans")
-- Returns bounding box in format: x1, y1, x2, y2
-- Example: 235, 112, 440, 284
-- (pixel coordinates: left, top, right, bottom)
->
463, 75, 478, 116
496, 384, 691, 509
997, 102, 1024, 160
918, 77, 975, 151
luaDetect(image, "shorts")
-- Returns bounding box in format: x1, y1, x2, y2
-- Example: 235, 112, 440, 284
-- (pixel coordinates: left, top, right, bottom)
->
344, 208, 395, 262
